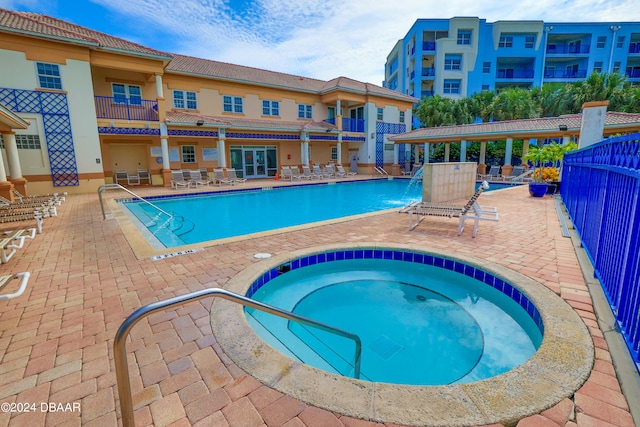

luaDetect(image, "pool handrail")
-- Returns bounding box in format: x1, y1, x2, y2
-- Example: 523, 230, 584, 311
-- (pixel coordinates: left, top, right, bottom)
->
114, 287, 362, 427
97, 183, 172, 220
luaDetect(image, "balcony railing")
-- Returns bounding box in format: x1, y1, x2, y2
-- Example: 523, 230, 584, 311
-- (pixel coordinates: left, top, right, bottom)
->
410, 70, 415, 80
544, 69, 588, 79
95, 96, 159, 121
629, 43, 640, 54
546, 44, 590, 54
422, 67, 436, 77
342, 118, 365, 133
421, 91, 435, 98
422, 41, 436, 51
496, 69, 535, 79
626, 69, 640, 78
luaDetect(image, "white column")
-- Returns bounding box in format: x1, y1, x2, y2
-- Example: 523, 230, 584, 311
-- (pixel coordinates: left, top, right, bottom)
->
460, 140, 467, 162
0, 139, 8, 181
217, 128, 227, 168
300, 132, 310, 165
393, 143, 399, 165
160, 123, 170, 170
505, 138, 513, 165
155, 74, 164, 98
3, 133, 23, 179
423, 143, 430, 164
337, 133, 342, 164
444, 143, 450, 162
562, 135, 571, 145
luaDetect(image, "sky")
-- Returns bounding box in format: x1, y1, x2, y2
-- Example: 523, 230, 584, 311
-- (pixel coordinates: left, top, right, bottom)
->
1, 0, 639, 86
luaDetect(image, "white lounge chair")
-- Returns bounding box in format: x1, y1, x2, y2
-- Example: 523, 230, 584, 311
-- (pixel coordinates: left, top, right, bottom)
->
213, 168, 234, 186
290, 166, 307, 181
0, 227, 36, 263
137, 169, 151, 184
171, 170, 190, 189
400, 181, 498, 238
336, 165, 356, 177
226, 168, 247, 184
312, 164, 329, 179
280, 166, 293, 181
302, 165, 319, 179
189, 170, 211, 188
479, 165, 501, 181
0, 272, 31, 300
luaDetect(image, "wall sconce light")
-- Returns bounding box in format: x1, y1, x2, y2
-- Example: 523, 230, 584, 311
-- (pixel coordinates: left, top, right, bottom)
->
559, 124, 568, 131
196, 120, 204, 126
371, 132, 375, 139
326, 128, 332, 133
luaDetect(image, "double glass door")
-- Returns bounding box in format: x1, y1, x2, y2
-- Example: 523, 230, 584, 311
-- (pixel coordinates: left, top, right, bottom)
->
230, 146, 278, 179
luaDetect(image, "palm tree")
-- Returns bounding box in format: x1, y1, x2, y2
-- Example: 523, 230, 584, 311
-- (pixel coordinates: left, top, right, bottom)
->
415, 95, 460, 127
571, 72, 626, 110
489, 87, 537, 121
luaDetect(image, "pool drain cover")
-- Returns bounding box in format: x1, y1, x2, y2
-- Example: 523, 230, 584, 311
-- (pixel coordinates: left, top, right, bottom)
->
368, 335, 403, 360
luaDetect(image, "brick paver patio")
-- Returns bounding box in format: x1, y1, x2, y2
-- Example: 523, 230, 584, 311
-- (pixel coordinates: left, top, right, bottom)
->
0, 179, 635, 426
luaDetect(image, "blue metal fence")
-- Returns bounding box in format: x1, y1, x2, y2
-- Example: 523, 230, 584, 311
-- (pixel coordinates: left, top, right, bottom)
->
94, 96, 158, 121
561, 133, 640, 370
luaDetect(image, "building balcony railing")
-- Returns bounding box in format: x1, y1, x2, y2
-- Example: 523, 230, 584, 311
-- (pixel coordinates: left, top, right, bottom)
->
323, 118, 365, 133
546, 44, 590, 54
626, 69, 640, 78
410, 70, 415, 80
422, 41, 436, 51
421, 67, 436, 77
496, 69, 535, 79
629, 43, 640, 54
421, 91, 435, 98
544, 69, 588, 79
95, 96, 159, 121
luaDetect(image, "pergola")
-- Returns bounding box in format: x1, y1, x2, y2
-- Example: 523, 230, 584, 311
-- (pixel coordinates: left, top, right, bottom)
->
389, 111, 640, 176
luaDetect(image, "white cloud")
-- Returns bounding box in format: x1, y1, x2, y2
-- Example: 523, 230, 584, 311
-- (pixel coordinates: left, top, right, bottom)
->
5, 0, 640, 85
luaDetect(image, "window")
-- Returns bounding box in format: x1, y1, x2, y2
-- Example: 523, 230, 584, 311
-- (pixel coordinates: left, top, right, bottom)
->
181, 145, 196, 163
481, 84, 490, 91
173, 90, 197, 110
399, 111, 405, 123
384, 144, 394, 151
443, 80, 461, 94
327, 106, 336, 120
482, 62, 491, 73
613, 61, 621, 73
36, 62, 62, 90
298, 104, 312, 119
15, 134, 42, 149
457, 30, 471, 45
112, 83, 142, 106
262, 100, 280, 116
593, 61, 603, 73
331, 146, 338, 161
223, 96, 243, 113
499, 35, 513, 48
597, 36, 606, 48
617, 36, 625, 48
525, 35, 535, 49
444, 55, 462, 70
377, 108, 383, 121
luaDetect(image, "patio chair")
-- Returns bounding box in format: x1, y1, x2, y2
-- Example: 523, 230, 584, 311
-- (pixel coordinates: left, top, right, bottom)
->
479, 165, 501, 181
0, 272, 31, 301
226, 168, 247, 184
280, 166, 293, 181
199, 168, 211, 181
289, 166, 307, 181
213, 168, 234, 186
137, 169, 151, 184
325, 164, 342, 178
0, 208, 44, 234
189, 170, 211, 188
400, 181, 498, 238
302, 165, 319, 179
312, 164, 329, 179
181, 169, 192, 181
115, 170, 130, 185
0, 227, 36, 263
171, 170, 190, 189
336, 165, 356, 177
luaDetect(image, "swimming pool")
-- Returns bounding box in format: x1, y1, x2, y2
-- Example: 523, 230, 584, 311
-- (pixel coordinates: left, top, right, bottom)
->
121, 179, 423, 247
245, 255, 542, 385
211, 243, 594, 426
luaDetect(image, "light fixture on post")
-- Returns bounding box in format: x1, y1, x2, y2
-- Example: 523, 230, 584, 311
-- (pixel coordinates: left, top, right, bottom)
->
196, 120, 204, 126
559, 124, 568, 131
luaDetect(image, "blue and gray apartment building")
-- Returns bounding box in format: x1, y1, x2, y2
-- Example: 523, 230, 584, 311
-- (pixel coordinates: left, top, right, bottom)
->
384, 17, 640, 103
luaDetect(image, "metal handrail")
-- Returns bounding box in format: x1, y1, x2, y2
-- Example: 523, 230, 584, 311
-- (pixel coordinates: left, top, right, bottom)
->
97, 184, 172, 220
114, 287, 362, 427
373, 166, 388, 177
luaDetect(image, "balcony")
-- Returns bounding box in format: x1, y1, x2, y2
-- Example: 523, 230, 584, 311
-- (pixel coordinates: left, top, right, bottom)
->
544, 69, 588, 79
546, 44, 590, 54
421, 91, 435, 98
95, 96, 158, 121
421, 67, 436, 77
410, 70, 415, 80
630, 43, 640, 54
496, 69, 535, 79
323, 118, 365, 133
422, 41, 436, 51
626, 68, 640, 78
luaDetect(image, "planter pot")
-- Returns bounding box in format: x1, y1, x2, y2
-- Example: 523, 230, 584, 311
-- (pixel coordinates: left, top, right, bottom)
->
529, 182, 549, 197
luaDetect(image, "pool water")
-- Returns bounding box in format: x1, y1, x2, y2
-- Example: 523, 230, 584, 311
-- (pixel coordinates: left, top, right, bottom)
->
246, 258, 542, 385
122, 179, 422, 247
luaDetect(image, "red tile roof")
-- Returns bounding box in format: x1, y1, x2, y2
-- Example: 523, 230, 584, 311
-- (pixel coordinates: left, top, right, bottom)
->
0, 8, 171, 59
165, 111, 337, 133
389, 112, 640, 143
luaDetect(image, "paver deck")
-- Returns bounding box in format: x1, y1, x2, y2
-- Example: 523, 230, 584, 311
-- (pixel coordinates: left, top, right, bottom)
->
0, 178, 636, 426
